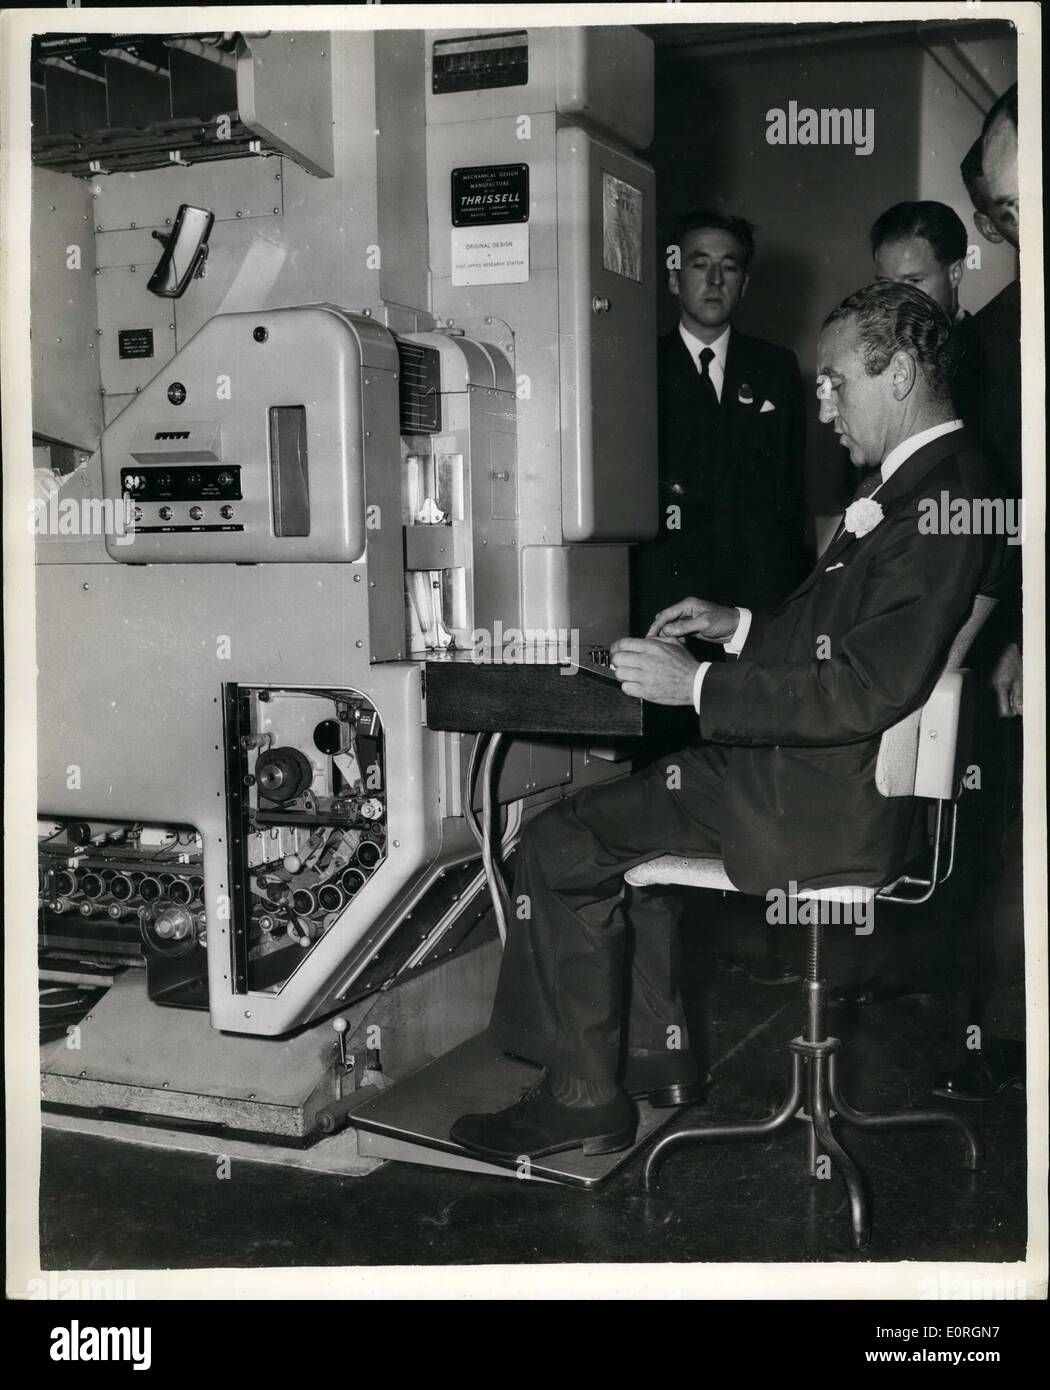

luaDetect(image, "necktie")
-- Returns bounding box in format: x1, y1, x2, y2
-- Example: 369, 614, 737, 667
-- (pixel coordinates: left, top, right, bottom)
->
828, 466, 882, 549
850, 466, 884, 503
697, 346, 718, 405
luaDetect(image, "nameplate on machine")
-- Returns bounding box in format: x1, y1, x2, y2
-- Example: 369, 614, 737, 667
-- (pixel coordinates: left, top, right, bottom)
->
450, 164, 530, 288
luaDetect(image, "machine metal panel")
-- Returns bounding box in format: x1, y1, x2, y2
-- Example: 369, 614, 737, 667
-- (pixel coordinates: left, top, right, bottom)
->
35, 560, 438, 1035
424, 26, 653, 151
30, 167, 104, 451
100, 306, 392, 565
556, 126, 657, 542
236, 31, 335, 179
375, 31, 431, 316
92, 155, 286, 232
521, 542, 632, 649
96, 264, 178, 398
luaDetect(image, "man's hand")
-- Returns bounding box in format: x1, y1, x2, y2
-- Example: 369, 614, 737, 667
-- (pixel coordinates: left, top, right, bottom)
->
646, 597, 740, 643
991, 641, 1023, 718
609, 637, 700, 706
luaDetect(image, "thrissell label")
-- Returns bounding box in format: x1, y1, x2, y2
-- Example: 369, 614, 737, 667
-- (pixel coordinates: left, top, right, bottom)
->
451, 164, 529, 226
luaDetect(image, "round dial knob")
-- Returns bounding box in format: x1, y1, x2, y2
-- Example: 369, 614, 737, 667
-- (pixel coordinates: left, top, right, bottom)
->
153, 905, 194, 941
189, 506, 204, 521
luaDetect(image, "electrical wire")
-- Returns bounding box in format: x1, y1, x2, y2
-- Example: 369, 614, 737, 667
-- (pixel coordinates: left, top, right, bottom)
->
480, 733, 511, 945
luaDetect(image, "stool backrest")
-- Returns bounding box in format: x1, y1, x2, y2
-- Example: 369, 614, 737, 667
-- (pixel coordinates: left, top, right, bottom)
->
875, 594, 997, 799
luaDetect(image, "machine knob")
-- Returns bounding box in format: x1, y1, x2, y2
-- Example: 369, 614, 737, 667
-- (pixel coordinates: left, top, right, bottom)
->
153, 905, 194, 941
219, 505, 234, 519
591, 295, 612, 314
189, 506, 204, 521
159, 506, 173, 521
218, 472, 234, 487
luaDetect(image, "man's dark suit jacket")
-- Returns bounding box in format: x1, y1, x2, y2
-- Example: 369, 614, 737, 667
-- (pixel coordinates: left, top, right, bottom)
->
631, 327, 813, 633
966, 280, 1021, 499
697, 428, 997, 896
959, 280, 1021, 649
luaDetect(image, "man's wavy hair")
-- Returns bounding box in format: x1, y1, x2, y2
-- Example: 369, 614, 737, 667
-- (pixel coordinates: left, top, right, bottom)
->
823, 281, 956, 401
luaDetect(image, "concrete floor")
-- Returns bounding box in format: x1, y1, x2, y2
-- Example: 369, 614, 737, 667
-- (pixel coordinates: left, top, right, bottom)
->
39, 894, 1027, 1269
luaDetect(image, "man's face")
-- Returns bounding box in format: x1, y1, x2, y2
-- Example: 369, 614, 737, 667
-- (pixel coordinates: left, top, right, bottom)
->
816, 318, 894, 468
981, 110, 1019, 248
874, 235, 961, 315
670, 228, 749, 335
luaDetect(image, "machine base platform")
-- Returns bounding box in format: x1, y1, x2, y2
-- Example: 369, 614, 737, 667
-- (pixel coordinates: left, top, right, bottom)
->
349, 1032, 681, 1189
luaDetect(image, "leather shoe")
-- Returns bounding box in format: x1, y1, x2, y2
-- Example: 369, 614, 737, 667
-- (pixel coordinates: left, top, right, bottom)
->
621, 1051, 712, 1108
931, 1045, 1025, 1101
450, 1078, 636, 1160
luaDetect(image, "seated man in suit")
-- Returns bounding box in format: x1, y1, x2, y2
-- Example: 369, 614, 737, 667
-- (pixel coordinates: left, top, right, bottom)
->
632, 209, 813, 644
451, 282, 1000, 1161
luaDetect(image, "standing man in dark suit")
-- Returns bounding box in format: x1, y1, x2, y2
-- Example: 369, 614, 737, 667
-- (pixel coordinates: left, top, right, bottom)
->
451, 283, 998, 1161
632, 209, 812, 639
632, 211, 814, 988
933, 85, 1024, 1101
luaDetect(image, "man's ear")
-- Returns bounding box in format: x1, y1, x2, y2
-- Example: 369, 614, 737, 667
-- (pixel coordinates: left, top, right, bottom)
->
890, 349, 918, 401
740, 270, 751, 300
974, 210, 1004, 245
669, 268, 680, 298
948, 257, 965, 289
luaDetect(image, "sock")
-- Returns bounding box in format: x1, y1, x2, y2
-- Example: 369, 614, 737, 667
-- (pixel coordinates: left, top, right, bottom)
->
547, 1070, 619, 1107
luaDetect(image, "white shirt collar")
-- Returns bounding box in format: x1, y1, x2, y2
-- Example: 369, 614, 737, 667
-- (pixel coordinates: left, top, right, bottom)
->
880, 419, 964, 484
679, 320, 731, 374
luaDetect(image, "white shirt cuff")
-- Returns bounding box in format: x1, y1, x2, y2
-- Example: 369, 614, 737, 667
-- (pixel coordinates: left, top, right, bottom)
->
725, 607, 752, 655
692, 608, 751, 714
692, 662, 711, 714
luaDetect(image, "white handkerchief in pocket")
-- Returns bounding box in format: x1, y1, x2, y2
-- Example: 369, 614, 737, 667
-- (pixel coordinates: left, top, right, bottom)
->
760, 399, 776, 413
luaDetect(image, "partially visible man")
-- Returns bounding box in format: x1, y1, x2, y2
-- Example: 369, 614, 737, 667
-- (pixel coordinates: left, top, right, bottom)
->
450, 283, 1000, 1162
871, 200, 970, 320
870, 200, 977, 420
933, 83, 1023, 1102
632, 209, 812, 639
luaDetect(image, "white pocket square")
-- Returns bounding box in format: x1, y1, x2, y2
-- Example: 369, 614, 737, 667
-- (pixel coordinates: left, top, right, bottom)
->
825, 562, 845, 572
760, 400, 776, 413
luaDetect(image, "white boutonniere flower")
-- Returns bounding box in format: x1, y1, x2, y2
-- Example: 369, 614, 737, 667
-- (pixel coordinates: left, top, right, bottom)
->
843, 497, 884, 538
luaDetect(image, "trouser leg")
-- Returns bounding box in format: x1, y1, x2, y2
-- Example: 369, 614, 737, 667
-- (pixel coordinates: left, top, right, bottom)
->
490, 746, 727, 1080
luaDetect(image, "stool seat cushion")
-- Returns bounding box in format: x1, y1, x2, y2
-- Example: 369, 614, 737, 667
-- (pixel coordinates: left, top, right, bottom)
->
625, 855, 736, 892
624, 854, 877, 904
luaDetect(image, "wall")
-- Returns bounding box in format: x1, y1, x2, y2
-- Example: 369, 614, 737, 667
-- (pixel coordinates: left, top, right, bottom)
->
649, 23, 1018, 514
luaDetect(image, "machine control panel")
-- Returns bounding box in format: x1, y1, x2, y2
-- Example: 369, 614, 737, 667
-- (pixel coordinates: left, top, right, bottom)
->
102, 306, 398, 564
121, 465, 242, 501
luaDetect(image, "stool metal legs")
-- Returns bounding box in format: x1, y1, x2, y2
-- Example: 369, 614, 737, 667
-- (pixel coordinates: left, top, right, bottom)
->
641, 923, 982, 1250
